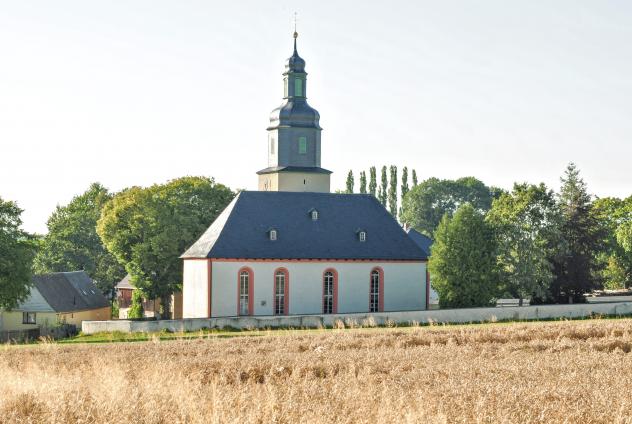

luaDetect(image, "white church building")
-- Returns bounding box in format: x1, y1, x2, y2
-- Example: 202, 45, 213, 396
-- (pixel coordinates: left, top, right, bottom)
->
181, 32, 430, 318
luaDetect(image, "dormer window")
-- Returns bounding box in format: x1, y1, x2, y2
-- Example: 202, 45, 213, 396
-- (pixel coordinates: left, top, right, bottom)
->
269, 229, 277, 241
359, 231, 367, 242
311, 210, 318, 221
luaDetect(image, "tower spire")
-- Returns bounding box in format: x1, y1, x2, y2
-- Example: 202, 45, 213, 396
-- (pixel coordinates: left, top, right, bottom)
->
293, 12, 298, 53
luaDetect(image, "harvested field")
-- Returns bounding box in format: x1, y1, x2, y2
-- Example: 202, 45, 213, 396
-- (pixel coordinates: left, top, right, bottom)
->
2, 319, 632, 423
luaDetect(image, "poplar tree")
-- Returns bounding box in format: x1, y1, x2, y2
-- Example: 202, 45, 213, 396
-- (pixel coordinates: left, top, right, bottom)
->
345, 170, 354, 193
379, 166, 388, 206
388, 165, 398, 217
359, 171, 367, 194
401, 167, 410, 200
369, 167, 377, 197
412, 169, 418, 187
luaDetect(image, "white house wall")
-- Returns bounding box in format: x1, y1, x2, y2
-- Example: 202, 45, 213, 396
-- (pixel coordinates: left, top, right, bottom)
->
208, 261, 427, 318
182, 260, 209, 318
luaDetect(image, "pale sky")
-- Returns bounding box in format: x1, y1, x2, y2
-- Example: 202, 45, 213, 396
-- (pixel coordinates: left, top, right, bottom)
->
1, 1, 631, 234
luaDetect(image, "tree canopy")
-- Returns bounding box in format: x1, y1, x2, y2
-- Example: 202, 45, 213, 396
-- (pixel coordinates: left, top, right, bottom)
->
34, 183, 125, 295
97, 177, 234, 300
429, 203, 499, 308
487, 183, 562, 303
0, 198, 37, 310
400, 177, 494, 236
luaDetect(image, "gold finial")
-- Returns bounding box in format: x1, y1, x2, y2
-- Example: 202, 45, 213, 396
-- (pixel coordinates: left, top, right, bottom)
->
293, 12, 298, 38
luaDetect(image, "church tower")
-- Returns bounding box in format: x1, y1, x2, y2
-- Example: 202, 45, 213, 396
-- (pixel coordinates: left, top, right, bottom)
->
257, 31, 331, 193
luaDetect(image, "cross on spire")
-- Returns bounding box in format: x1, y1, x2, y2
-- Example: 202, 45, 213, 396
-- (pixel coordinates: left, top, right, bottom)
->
293, 12, 298, 38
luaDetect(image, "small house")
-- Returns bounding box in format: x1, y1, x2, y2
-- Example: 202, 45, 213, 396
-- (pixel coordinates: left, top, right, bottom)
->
0, 271, 111, 334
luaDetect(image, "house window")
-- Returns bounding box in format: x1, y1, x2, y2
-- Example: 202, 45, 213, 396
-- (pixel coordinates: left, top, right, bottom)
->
22, 312, 36, 324
270, 137, 275, 154
359, 231, 367, 242
311, 210, 318, 220
274, 269, 288, 315
323, 269, 337, 314
369, 268, 384, 313
238, 268, 253, 316
298, 137, 307, 154
270, 229, 277, 241
295, 78, 303, 97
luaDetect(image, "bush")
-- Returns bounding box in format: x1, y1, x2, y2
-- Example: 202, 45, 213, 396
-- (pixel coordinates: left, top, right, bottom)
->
111, 300, 119, 319
127, 290, 144, 319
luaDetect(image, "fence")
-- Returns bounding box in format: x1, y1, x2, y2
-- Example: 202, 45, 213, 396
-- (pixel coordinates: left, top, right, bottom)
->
0, 328, 40, 343
82, 301, 632, 334
0, 324, 77, 344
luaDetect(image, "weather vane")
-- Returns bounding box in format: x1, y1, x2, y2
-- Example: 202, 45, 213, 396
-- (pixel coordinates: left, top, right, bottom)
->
293, 12, 298, 38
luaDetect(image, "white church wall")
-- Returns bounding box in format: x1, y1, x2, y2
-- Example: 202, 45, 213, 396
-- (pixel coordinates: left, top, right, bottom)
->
381, 262, 427, 311
182, 260, 209, 318
209, 260, 427, 317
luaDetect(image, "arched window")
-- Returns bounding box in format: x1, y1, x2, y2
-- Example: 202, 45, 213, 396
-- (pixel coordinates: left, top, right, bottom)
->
369, 267, 384, 313
274, 268, 289, 315
269, 229, 277, 241
323, 269, 338, 314
238, 268, 253, 316
311, 210, 318, 220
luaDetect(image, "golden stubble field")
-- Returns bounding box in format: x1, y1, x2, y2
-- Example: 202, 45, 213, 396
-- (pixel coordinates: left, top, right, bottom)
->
2, 319, 632, 423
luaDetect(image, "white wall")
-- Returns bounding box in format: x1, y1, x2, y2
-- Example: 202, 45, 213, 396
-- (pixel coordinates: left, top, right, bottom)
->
209, 261, 427, 318
182, 259, 209, 318
83, 301, 632, 334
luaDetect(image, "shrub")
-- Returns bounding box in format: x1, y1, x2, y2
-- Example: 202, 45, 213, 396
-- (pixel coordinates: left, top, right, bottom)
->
127, 290, 144, 319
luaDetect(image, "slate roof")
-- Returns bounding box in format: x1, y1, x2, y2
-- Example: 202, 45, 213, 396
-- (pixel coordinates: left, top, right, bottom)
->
32, 271, 110, 313
181, 191, 427, 261
406, 228, 434, 257
115, 274, 135, 290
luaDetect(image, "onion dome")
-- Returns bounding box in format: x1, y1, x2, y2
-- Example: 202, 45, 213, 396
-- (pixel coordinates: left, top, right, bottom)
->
285, 31, 306, 74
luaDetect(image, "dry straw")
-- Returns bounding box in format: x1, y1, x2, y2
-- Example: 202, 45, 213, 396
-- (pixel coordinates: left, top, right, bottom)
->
3, 319, 632, 423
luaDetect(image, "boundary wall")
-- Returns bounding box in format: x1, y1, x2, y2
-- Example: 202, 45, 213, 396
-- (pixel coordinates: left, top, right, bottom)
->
82, 301, 632, 334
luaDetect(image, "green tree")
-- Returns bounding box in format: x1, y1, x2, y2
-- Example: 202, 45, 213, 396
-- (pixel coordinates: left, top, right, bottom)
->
34, 183, 125, 296
97, 177, 234, 305
359, 171, 367, 194
412, 169, 418, 187
0, 198, 38, 310
551, 163, 605, 303
401, 167, 409, 200
593, 197, 632, 289
378, 166, 388, 206
388, 166, 398, 217
618, 222, 632, 253
127, 289, 144, 319
368, 167, 377, 197
487, 183, 562, 304
400, 177, 494, 236
346, 170, 354, 194
429, 204, 499, 308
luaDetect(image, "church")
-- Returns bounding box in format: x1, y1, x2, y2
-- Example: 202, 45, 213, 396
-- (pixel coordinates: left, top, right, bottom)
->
181, 32, 430, 318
